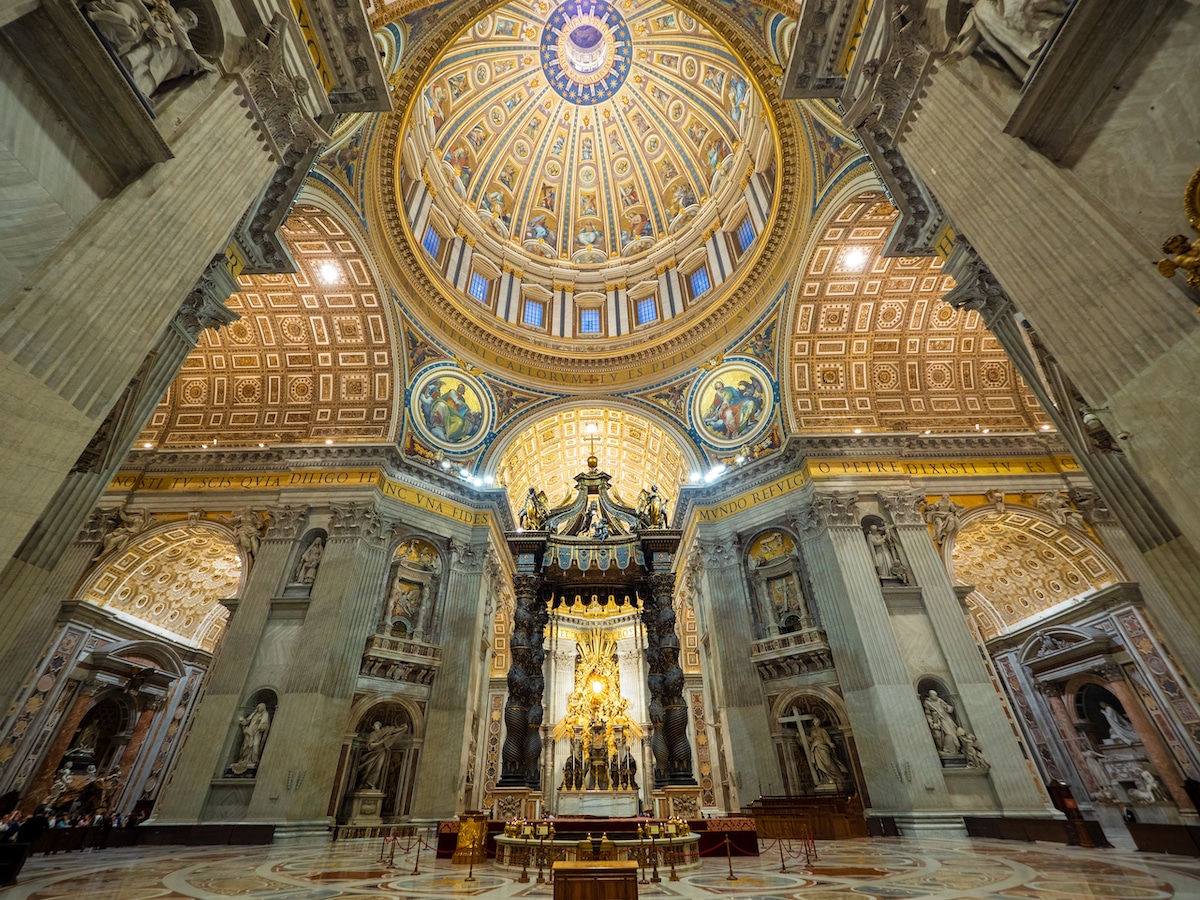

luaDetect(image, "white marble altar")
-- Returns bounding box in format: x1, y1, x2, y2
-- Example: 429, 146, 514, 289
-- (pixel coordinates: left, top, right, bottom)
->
556, 790, 639, 817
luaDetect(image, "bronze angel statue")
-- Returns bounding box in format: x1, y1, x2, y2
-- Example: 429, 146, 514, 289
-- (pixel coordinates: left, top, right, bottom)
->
636, 485, 669, 529
519, 487, 550, 531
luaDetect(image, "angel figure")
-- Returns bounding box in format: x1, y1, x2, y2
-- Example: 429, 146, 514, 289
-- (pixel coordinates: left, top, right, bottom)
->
1158, 233, 1200, 289
519, 487, 550, 531
636, 485, 669, 529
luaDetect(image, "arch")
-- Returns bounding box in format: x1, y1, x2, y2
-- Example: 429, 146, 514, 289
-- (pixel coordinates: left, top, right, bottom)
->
344, 699, 420, 821
948, 503, 1124, 640
91, 638, 186, 678
76, 521, 243, 652
780, 174, 1049, 436
485, 397, 704, 517
381, 535, 444, 639
349, 692, 426, 741
139, 204, 400, 448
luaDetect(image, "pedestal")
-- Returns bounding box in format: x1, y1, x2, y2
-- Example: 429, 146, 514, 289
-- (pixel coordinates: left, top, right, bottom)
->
557, 791, 639, 817
348, 790, 386, 826
492, 787, 535, 822
661, 786, 702, 819
452, 810, 488, 865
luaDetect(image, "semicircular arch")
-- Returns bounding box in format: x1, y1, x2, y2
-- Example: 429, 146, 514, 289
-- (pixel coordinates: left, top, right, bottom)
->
76, 522, 244, 652
486, 397, 703, 515
948, 504, 1125, 640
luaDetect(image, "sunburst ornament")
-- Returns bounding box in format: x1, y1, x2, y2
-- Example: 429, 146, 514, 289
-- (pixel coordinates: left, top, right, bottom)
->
540, 0, 632, 105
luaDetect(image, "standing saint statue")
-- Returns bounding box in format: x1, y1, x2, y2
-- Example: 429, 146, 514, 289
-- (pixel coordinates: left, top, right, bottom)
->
806, 716, 848, 786
292, 537, 324, 584
1099, 701, 1138, 745
356, 720, 409, 791
923, 689, 963, 756
230, 702, 271, 775
85, 0, 216, 98
864, 524, 909, 583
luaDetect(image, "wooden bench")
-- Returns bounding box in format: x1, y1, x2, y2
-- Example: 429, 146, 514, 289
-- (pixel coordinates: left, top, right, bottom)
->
552, 860, 638, 900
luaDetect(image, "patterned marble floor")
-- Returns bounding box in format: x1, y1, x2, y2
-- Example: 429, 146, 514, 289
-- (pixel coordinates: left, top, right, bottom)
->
4, 835, 1200, 899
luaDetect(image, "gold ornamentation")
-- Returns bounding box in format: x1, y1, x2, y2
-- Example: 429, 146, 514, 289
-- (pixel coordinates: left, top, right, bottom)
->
1157, 166, 1200, 294
553, 629, 643, 760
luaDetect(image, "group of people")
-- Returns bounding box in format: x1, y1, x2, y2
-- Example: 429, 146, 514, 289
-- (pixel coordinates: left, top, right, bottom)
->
0, 808, 144, 845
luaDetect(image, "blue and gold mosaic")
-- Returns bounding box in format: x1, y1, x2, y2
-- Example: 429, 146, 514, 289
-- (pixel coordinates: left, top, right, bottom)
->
540, 0, 632, 105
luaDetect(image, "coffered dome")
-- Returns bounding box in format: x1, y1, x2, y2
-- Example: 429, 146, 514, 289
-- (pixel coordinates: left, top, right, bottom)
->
393, 0, 779, 354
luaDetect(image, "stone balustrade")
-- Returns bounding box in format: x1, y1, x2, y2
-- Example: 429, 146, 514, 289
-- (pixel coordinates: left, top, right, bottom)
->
749, 627, 834, 680
359, 635, 443, 685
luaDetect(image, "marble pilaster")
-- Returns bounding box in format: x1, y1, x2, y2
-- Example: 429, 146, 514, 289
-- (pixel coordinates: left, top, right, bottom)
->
246, 503, 395, 828
798, 493, 958, 832
153, 506, 308, 823
692, 533, 773, 805
409, 533, 491, 819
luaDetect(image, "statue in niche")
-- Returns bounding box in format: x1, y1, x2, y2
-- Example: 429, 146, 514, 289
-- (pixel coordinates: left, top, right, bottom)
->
1099, 701, 1138, 745
230, 702, 271, 775
958, 729, 990, 770
923, 689, 963, 756
864, 524, 910, 583
1034, 630, 1068, 657
292, 537, 324, 585
100, 506, 154, 557
948, 0, 1070, 82
923, 495, 965, 546
85, 0, 216, 98
389, 577, 422, 621
356, 720, 409, 791
72, 722, 100, 756
519, 488, 550, 531
806, 716, 847, 786
636, 485, 669, 529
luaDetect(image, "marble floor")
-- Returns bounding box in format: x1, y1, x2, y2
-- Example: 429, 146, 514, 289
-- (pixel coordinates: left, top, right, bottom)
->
4, 834, 1200, 899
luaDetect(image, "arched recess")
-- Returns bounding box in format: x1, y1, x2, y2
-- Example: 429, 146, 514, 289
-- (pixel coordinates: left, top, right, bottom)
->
769, 688, 860, 798
743, 526, 817, 637
76, 522, 244, 651
380, 535, 445, 641
485, 398, 703, 518
341, 699, 421, 822
780, 175, 1049, 436
138, 204, 399, 449
948, 505, 1124, 640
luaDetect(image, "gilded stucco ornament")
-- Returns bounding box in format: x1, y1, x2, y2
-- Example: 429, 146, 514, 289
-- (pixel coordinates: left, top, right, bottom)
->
1156, 166, 1200, 295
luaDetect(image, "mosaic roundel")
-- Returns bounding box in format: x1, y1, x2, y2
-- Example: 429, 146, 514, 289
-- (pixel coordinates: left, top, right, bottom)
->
690, 358, 774, 448
540, 0, 632, 106
409, 365, 493, 451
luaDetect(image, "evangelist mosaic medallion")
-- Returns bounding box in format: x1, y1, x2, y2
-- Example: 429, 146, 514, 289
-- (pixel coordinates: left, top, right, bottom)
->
540, 0, 632, 105
690, 359, 773, 448
409, 365, 492, 451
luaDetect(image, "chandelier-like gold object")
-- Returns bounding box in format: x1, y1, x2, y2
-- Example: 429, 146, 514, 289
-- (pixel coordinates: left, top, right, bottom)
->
554, 630, 642, 760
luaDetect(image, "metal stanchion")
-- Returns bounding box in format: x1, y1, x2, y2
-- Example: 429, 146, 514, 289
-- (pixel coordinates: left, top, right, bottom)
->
778, 837, 787, 873
410, 829, 422, 876
535, 831, 546, 885
518, 833, 530, 883
649, 830, 661, 883
724, 834, 737, 881
666, 834, 679, 882
637, 826, 648, 885
465, 837, 478, 883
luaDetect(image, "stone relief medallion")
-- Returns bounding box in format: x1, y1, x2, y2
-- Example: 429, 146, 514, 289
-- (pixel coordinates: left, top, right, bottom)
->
409, 365, 492, 451
689, 358, 773, 448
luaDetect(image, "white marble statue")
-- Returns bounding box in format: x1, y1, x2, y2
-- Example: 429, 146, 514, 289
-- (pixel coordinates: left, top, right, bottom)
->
356, 721, 409, 791
806, 716, 848, 785
1035, 491, 1084, 529
865, 524, 908, 583
292, 537, 324, 584
958, 729, 990, 770
85, 0, 216, 98
225, 508, 265, 561
1080, 747, 1114, 799
1099, 701, 1138, 745
1128, 766, 1165, 805
231, 702, 271, 774
101, 506, 153, 557
949, 0, 1070, 81
923, 689, 963, 756
923, 495, 965, 546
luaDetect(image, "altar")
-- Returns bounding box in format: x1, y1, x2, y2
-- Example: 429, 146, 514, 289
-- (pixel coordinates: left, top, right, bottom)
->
557, 790, 639, 818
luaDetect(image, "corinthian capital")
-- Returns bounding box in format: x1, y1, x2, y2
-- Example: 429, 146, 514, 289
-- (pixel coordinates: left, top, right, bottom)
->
174, 256, 239, 340
264, 504, 308, 540
880, 490, 925, 526
814, 491, 859, 527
